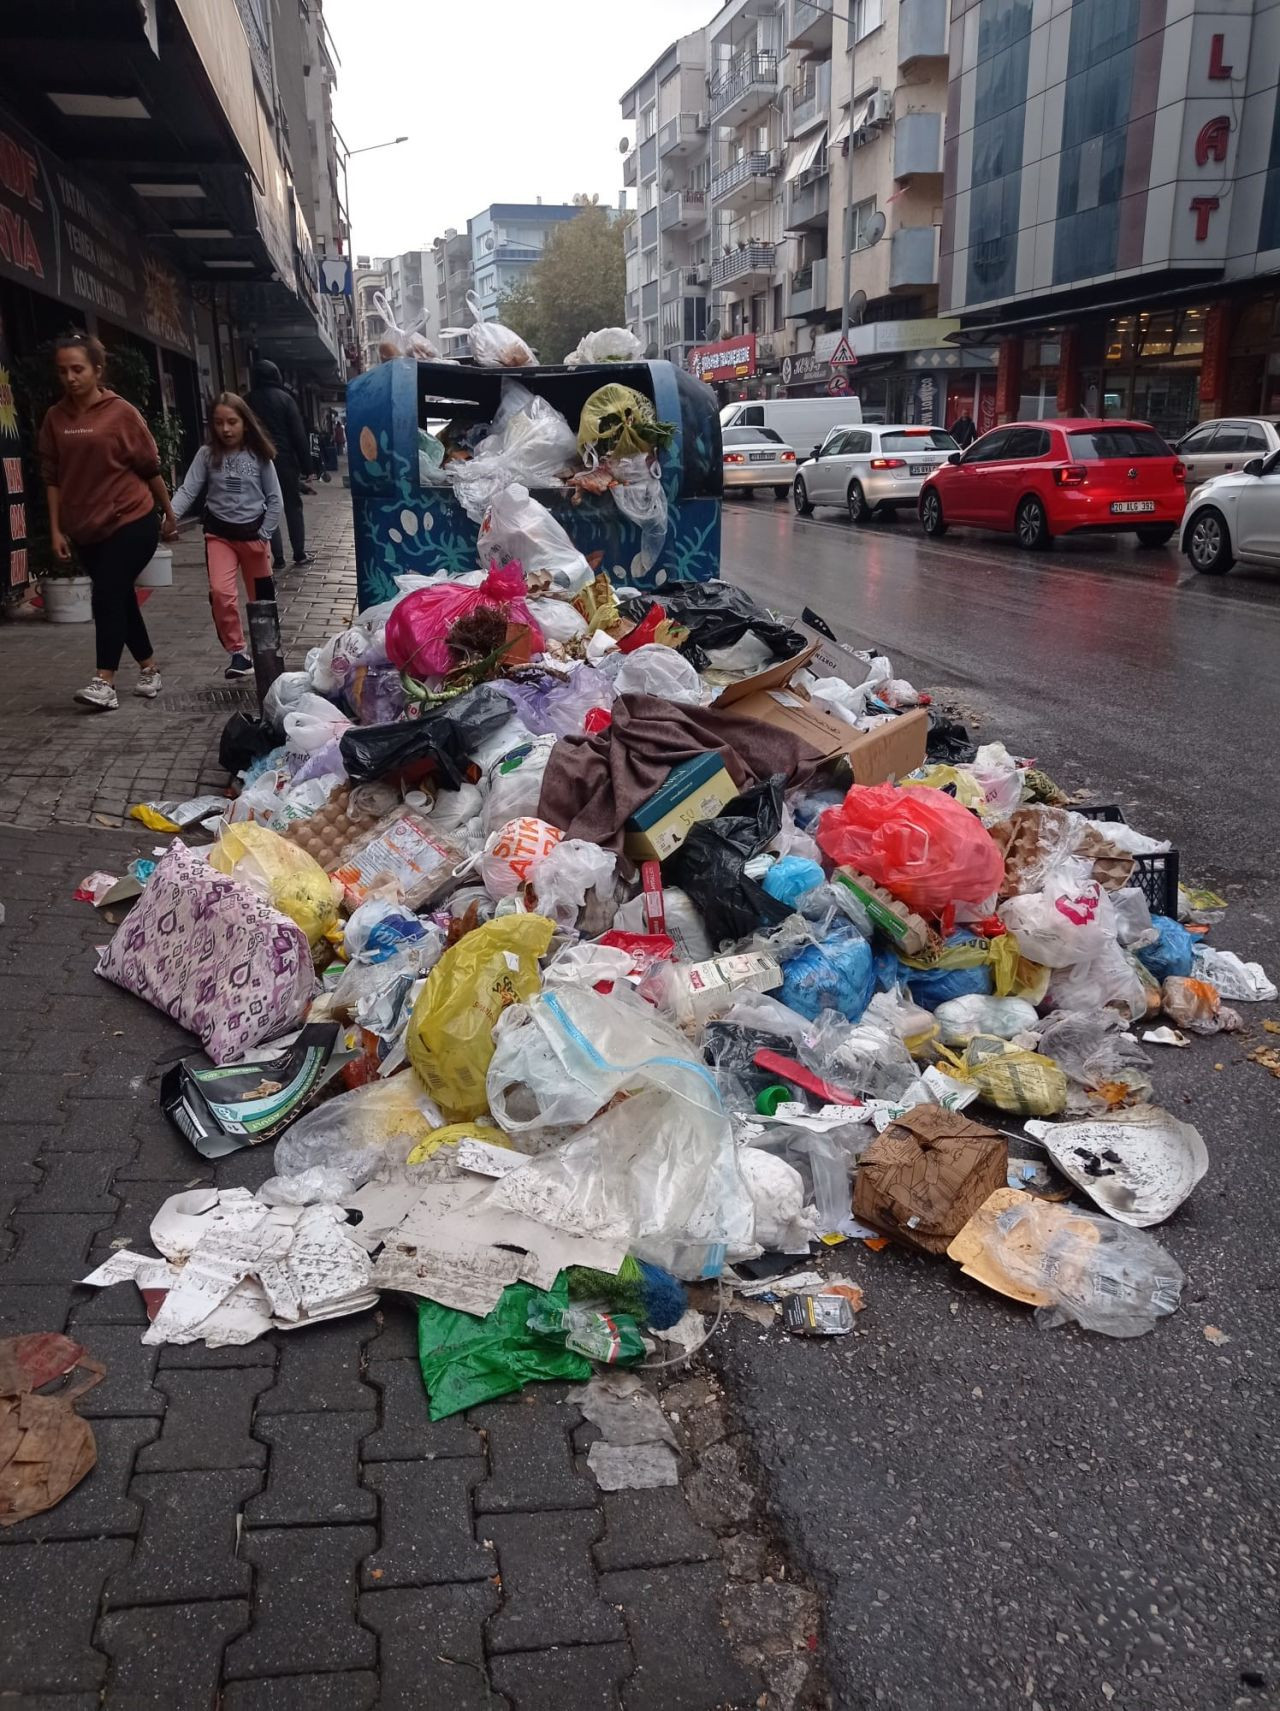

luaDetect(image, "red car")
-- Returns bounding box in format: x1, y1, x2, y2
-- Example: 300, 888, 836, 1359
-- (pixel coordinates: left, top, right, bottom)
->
917, 419, 1185, 550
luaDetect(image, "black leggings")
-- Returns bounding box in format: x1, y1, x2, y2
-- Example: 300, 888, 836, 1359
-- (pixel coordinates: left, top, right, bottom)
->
76, 512, 160, 673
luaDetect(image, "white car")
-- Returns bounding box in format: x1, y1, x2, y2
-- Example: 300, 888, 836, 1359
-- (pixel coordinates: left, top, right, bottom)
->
792, 424, 960, 523
1180, 447, 1280, 574
720, 427, 797, 499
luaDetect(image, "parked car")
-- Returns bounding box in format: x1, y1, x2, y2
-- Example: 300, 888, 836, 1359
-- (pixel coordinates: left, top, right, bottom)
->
793, 425, 959, 522
720, 426, 797, 499
1174, 417, 1280, 494
1180, 446, 1280, 574
917, 420, 1184, 549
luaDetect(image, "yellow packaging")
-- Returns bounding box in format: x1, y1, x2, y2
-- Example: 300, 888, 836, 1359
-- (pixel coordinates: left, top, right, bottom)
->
942, 1035, 1067, 1117
210, 821, 340, 948
405, 914, 555, 1120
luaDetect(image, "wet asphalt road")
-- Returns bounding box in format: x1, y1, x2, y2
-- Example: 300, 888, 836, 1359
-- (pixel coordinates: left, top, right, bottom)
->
714, 498, 1280, 1711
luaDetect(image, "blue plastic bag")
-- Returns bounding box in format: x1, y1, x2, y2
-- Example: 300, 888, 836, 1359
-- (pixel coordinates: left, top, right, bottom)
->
780, 928, 875, 1022
1137, 915, 1194, 981
874, 931, 995, 1009
763, 856, 825, 908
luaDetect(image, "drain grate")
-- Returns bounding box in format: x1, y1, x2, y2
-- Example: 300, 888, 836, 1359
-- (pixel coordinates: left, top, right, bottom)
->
162, 686, 259, 710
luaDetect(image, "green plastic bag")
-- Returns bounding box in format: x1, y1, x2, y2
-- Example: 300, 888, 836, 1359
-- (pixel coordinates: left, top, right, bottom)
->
577, 383, 675, 460
416, 1276, 592, 1420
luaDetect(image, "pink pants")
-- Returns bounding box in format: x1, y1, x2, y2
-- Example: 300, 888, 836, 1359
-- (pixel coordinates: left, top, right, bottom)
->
205, 536, 272, 654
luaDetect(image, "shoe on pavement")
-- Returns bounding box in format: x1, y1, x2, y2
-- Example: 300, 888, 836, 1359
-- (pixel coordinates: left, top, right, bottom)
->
134, 667, 162, 699
225, 651, 253, 678
74, 676, 119, 711
292, 552, 314, 567
271, 558, 286, 571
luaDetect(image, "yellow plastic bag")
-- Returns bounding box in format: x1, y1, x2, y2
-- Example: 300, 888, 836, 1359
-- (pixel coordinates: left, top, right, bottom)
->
942, 1035, 1067, 1117
406, 914, 555, 1120
903, 766, 985, 814
406, 1121, 514, 1165
209, 821, 339, 948
129, 803, 180, 833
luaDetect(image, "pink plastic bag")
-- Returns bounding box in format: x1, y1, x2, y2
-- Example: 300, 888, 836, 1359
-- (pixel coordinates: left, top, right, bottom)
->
817, 783, 1005, 914
385, 564, 544, 679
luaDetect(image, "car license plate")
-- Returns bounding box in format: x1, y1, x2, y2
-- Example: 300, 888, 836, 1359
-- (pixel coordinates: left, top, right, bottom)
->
749, 451, 773, 462
909, 463, 932, 477
1111, 499, 1155, 514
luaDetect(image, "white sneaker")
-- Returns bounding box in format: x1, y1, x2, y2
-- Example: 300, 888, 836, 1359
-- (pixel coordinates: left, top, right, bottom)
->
134, 667, 162, 699
74, 676, 119, 711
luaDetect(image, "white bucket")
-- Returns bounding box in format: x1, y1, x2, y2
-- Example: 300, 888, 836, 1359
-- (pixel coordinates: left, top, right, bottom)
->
137, 545, 173, 588
41, 576, 94, 624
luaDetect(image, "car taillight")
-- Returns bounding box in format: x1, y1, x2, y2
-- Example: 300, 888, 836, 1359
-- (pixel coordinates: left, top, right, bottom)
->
1172, 460, 1186, 481
870, 457, 906, 469
1054, 464, 1088, 486
723, 453, 745, 464
780, 451, 795, 462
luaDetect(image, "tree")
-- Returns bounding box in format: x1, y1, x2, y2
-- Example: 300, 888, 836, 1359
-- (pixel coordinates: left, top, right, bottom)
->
495, 206, 629, 365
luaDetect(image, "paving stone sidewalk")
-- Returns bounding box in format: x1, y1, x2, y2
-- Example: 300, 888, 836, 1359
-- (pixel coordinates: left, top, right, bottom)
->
0, 487, 823, 1707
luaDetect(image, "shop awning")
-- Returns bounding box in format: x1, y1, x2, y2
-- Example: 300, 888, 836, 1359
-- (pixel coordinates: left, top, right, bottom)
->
786, 128, 828, 180
831, 114, 850, 147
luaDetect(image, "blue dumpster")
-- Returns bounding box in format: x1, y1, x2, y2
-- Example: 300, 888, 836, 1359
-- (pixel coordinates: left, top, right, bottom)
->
346, 358, 722, 610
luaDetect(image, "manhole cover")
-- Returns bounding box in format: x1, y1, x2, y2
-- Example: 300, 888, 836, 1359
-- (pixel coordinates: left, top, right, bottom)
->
162, 686, 259, 710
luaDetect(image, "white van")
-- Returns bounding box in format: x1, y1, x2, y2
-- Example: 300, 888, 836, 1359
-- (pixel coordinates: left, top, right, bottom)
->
720, 396, 863, 460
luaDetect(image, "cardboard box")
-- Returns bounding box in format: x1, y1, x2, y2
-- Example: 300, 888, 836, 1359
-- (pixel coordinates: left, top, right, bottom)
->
731, 685, 929, 783
624, 751, 739, 862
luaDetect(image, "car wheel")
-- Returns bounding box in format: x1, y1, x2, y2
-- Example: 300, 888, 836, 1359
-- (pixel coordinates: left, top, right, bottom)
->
847, 481, 872, 525
1135, 525, 1175, 548
919, 488, 947, 536
1015, 494, 1052, 550
773, 485, 789, 501
793, 478, 813, 516
740, 487, 755, 501
1186, 508, 1234, 575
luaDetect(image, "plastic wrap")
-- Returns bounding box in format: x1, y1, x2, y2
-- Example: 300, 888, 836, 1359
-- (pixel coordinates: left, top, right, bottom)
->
1035, 1009, 1152, 1113
477, 483, 593, 595
272, 1074, 444, 1188
449, 382, 579, 522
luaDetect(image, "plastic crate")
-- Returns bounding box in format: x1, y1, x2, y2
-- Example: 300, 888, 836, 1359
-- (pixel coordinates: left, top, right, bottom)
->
1076, 804, 1180, 918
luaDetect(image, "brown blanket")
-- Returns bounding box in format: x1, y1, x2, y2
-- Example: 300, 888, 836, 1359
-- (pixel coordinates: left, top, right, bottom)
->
537, 691, 827, 851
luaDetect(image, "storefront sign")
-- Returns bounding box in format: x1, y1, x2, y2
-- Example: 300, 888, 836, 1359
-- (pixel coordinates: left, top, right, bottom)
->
781, 350, 832, 387
688, 333, 756, 382
0, 99, 196, 357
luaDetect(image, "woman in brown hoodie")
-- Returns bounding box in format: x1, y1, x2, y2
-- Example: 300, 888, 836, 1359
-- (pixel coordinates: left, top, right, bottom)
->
38, 333, 178, 711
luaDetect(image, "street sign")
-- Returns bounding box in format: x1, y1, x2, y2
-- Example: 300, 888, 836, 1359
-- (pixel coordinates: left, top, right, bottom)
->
827, 373, 851, 395
830, 336, 857, 366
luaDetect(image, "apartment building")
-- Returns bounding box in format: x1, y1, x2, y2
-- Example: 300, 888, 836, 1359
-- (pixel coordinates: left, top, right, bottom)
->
941, 0, 1280, 436
384, 249, 444, 341
467, 204, 583, 320
620, 0, 972, 421
432, 229, 473, 358
354, 256, 389, 373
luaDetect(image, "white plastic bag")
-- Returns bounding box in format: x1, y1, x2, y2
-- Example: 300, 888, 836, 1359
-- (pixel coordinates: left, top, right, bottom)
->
527, 596, 588, 644
999, 879, 1117, 968
1191, 945, 1277, 1002
564, 326, 644, 366
608, 452, 669, 571
1043, 937, 1149, 1021
309, 626, 375, 696
444, 290, 535, 368
934, 995, 1040, 1046
528, 839, 617, 930
612, 885, 714, 963
481, 736, 558, 835
371, 288, 439, 361
736, 1148, 810, 1254
1111, 887, 1157, 950
449, 382, 579, 523
964, 742, 1025, 823
477, 483, 593, 595
263, 671, 313, 733
613, 645, 702, 704
283, 692, 351, 755
273, 1075, 444, 1187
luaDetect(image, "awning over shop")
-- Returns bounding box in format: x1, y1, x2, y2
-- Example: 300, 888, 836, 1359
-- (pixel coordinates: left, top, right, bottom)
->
786, 128, 828, 180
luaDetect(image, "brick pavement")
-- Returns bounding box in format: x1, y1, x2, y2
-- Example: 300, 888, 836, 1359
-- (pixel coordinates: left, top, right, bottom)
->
0, 485, 824, 1706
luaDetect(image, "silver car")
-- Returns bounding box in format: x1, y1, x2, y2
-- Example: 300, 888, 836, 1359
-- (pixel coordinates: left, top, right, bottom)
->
1174, 417, 1280, 495
793, 423, 960, 523
720, 427, 797, 499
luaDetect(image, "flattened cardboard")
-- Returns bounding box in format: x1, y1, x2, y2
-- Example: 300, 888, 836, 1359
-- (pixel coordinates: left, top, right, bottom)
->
713, 640, 820, 707
853, 1104, 1008, 1254
731, 688, 929, 782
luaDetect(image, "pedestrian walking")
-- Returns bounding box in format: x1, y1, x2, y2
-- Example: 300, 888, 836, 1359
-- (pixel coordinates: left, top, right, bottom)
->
165, 393, 282, 679
950, 409, 977, 449
245, 359, 313, 568
38, 332, 177, 711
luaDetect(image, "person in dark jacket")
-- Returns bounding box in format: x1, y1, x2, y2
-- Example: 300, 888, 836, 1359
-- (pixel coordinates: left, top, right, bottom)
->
245, 359, 313, 568
950, 410, 977, 449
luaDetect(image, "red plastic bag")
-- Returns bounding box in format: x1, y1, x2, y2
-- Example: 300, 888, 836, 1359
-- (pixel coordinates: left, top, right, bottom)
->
816, 783, 1005, 914
385, 563, 544, 679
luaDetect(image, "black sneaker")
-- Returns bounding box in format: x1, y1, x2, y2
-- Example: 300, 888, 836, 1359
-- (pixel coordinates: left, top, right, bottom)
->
271, 559, 286, 572
225, 652, 253, 678
292, 552, 314, 567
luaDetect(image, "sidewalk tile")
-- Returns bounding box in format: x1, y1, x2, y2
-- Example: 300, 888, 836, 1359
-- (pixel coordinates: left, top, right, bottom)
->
75, 1324, 164, 1419
223, 1673, 379, 1711
361, 1459, 493, 1587
256, 1317, 375, 1415
225, 1526, 377, 1678
485, 1510, 626, 1654
362, 1359, 485, 1462
0, 1539, 131, 1692
593, 1487, 718, 1573
108, 1468, 261, 1604
246, 1412, 375, 1526
472, 1397, 596, 1514
599, 1563, 763, 1711
136, 1369, 274, 1468
360, 1584, 504, 1711
97, 1599, 249, 1708
489, 1643, 633, 1711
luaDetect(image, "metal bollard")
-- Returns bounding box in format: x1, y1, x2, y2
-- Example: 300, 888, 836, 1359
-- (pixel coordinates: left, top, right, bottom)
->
247, 596, 285, 711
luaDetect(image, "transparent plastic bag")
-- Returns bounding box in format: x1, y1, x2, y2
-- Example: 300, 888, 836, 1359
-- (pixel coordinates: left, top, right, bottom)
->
613, 644, 701, 704
1161, 975, 1242, 1035
736, 1148, 810, 1253
343, 900, 432, 964
443, 291, 535, 367
1035, 1009, 1152, 1114
272, 1074, 444, 1187
1111, 888, 1157, 951
779, 927, 875, 1024
1045, 938, 1149, 1022
497, 665, 615, 738
477, 483, 593, 595
798, 1008, 919, 1101
527, 838, 617, 930
482, 735, 558, 834
371, 288, 439, 361
208, 821, 339, 947
283, 692, 352, 755
744, 1107, 875, 1237
998, 879, 1117, 968
449, 382, 579, 523
817, 783, 1005, 913
263, 672, 313, 733
934, 994, 1040, 1046
563, 326, 644, 366
608, 452, 669, 571
1190, 945, 1277, 1002
484, 986, 753, 1277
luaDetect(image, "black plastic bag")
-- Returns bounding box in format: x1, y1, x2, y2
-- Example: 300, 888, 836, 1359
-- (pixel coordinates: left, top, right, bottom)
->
657, 581, 808, 670
667, 776, 792, 948
340, 682, 513, 788
704, 1021, 799, 1104
925, 710, 977, 765
219, 713, 278, 776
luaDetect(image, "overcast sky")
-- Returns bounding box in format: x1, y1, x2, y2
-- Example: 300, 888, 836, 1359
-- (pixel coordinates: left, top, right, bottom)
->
322, 0, 711, 267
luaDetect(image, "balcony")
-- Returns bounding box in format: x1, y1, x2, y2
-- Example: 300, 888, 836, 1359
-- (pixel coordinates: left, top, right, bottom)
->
641, 207, 659, 250
790, 60, 831, 135
709, 50, 780, 124
624, 222, 639, 255
623, 150, 638, 188
711, 243, 777, 287
625, 289, 639, 322
639, 135, 658, 180
899, 0, 948, 68
641, 280, 659, 318
894, 111, 943, 178
660, 189, 708, 232
662, 266, 708, 303
785, 164, 829, 229
788, 0, 835, 51
659, 113, 703, 158
890, 225, 939, 288
710, 151, 779, 210
790, 256, 828, 317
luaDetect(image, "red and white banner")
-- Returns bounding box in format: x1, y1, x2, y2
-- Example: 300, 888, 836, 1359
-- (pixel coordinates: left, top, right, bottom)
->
688, 334, 756, 383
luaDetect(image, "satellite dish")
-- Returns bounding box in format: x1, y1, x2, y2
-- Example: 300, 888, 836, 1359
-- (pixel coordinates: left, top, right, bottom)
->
644, 341, 659, 359
618, 136, 631, 154
484, 233, 495, 250
849, 289, 867, 324
661, 169, 675, 192
864, 211, 886, 246
707, 318, 722, 339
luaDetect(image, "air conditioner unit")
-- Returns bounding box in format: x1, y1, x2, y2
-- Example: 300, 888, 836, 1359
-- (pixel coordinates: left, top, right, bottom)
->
767, 149, 784, 173
867, 87, 894, 127
696, 110, 710, 131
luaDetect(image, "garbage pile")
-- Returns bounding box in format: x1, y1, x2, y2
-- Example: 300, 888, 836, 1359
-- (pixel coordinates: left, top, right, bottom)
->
80, 552, 1276, 1415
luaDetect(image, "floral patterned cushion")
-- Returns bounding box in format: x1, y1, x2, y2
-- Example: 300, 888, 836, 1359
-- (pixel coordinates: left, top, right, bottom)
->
97, 840, 316, 1064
